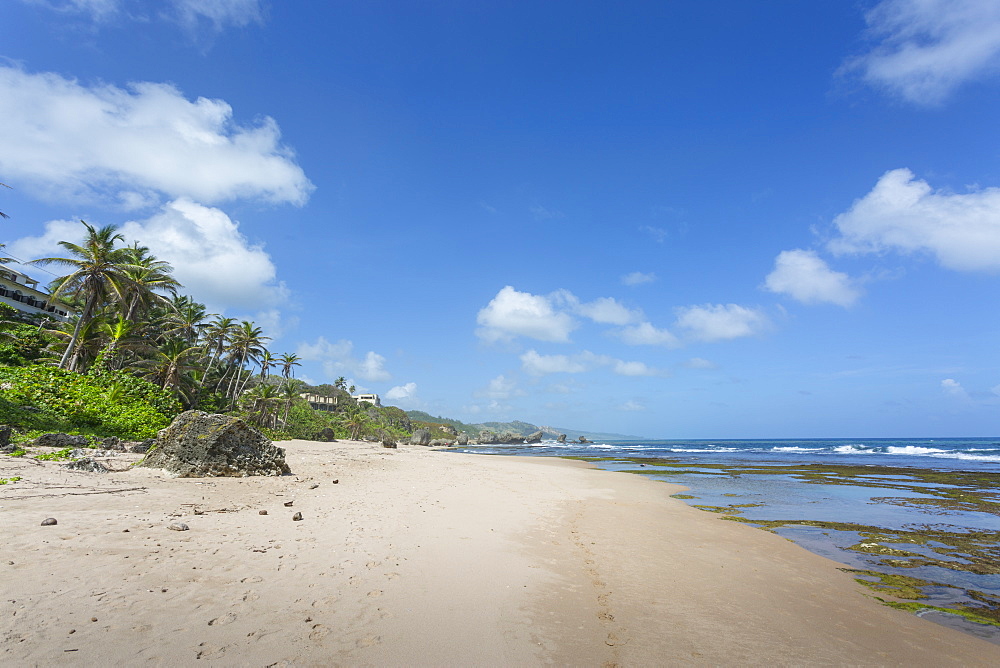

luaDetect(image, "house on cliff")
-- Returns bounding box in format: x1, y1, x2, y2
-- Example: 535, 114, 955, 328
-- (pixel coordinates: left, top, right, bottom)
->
0, 264, 71, 321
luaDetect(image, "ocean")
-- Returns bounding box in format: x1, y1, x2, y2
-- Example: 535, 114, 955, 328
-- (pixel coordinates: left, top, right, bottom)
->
452, 437, 1000, 641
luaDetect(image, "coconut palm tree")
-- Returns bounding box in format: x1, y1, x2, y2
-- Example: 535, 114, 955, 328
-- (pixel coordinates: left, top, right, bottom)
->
118, 243, 181, 322
29, 221, 140, 370
163, 294, 210, 345
278, 352, 301, 388
258, 350, 276, 382
141, 337, 201, 404
225, 320, 270, 403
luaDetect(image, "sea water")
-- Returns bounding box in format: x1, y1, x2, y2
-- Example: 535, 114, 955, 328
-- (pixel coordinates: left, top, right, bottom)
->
452, 437, 1000, 642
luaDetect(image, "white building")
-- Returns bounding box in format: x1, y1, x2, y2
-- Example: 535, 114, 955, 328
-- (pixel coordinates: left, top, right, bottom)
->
0, 264, 71, 321
352, 393, 381, 407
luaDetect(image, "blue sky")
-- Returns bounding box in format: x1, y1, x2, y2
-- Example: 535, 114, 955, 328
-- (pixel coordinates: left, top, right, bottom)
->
3, 1, 1000, 438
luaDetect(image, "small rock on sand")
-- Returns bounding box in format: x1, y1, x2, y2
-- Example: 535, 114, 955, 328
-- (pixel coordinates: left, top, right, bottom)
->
41, 518, 57, 526
259, 510, 268, 515
283, 501, 294, 507
167, 522, 190, 531
292, 512, 303, 521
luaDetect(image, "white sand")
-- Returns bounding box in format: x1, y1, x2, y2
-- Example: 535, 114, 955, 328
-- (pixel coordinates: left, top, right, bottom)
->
2, 439, 997, 666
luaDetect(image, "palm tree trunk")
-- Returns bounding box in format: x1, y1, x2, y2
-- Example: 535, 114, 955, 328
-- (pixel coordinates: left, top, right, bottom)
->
59, 295, 96, 370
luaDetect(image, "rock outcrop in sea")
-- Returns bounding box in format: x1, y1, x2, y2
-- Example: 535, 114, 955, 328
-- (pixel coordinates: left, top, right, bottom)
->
139, 410, 291, 477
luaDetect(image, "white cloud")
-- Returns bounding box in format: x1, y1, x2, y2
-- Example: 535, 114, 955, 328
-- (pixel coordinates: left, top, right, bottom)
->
530, 204, 564, 220
683, 357, 718, 370
639, 225, 668, 243
476, 374, 524, 400
621, 271, 656, 286
297, 336, 392, 383
941, 378, 968, 398
764, 249, 862, 307
476, 286, 576, 343
830, 168, 1000, 273
572, 296, 643, 326
618, 400, 646, 412
675, 304, 769, 342
23, 0, 265, 30
616, 321, 680, 347
0, 65, 312, 208
9, 199, 287, 313
386, 382, 417, 401
520, 349, 660, 378
843, 0, 1000, 104
613, 360, 663, 377
520, 350, 596, 376
171, 0, 264, 29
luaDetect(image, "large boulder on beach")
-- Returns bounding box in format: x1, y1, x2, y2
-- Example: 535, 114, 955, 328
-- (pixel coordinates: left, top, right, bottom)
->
410, 428, 431, 446
525, 430, 544, 444
314, 427, 338, 442
456, 432, 469, 445
34, 432, 88, 448
139, 410, 290, 478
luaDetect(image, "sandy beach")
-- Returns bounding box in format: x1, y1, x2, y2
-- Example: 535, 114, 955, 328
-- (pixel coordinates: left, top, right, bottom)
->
2, 439, 997, 667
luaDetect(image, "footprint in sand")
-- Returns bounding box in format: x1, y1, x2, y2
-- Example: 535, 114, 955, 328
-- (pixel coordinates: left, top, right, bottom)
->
196, 643, 228, 659
366, 590, 383, 598
308, 624, 330, 641
356, 634, 381, 648
311, 596, 338, 609
242, 591, 259, 602
365, 561, 381, 569
208, 612, 237, 626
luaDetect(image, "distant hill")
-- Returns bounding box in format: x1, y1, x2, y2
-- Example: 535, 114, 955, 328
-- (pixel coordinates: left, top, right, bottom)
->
404, 411, 647, 442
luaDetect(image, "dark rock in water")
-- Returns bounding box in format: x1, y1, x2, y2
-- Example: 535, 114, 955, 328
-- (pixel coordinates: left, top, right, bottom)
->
292, 512, 303, 521
578, 436, 590, 444
41, 517, 57, 526
129, 439, 154, 454
34, 433, 88, 448
138, 410, 291, 478
382, 440, 397, 449
409, 429, 431, 446
64, 458, 110, 473
167, 522, 189, 531
0, 424, 10, 448
525, 430, 544, 444
557, 434, 567, 443
314, 427, 338, 442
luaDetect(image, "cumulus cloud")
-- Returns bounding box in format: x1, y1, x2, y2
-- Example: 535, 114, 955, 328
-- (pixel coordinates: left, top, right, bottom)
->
476, 374, 524, 400
386, 382, 417, 401
613, 360, 663, 377
941, 378, 968, 398
297, 336, 392, 383
675, 304, 769, 342
616, 321, 680, 347
829, 168, 1000, 273
521, 349, 662, 377
0, 65, 312, 208
520, 350, 598, 376
563, 294, 643, 326
476, 286, 577, 343
9, 199, 286, 312
621, 271, 656, 286
764, 249, 862, 307
843, 0, 1000, 104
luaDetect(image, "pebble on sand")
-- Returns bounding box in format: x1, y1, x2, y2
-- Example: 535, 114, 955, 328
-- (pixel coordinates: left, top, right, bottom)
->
41, 518, 57, 526
259, 510, 268, 515
292, 512, 303, 521
168, 522, 190, 531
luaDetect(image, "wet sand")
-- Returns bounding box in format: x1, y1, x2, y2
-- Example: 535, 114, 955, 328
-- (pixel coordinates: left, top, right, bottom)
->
2, 439, 997, 666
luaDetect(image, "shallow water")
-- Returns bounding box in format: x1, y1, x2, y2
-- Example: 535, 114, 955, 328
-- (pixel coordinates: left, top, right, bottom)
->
451, 437, 1000, 641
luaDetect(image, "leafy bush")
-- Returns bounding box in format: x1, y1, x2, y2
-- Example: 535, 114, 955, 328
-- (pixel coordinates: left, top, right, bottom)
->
0, 364, 181, 440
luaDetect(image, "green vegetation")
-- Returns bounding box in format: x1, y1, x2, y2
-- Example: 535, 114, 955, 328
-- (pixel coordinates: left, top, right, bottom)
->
0, 221, 422, 446
34, 447, 75, 461
0, 476, 21, 484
